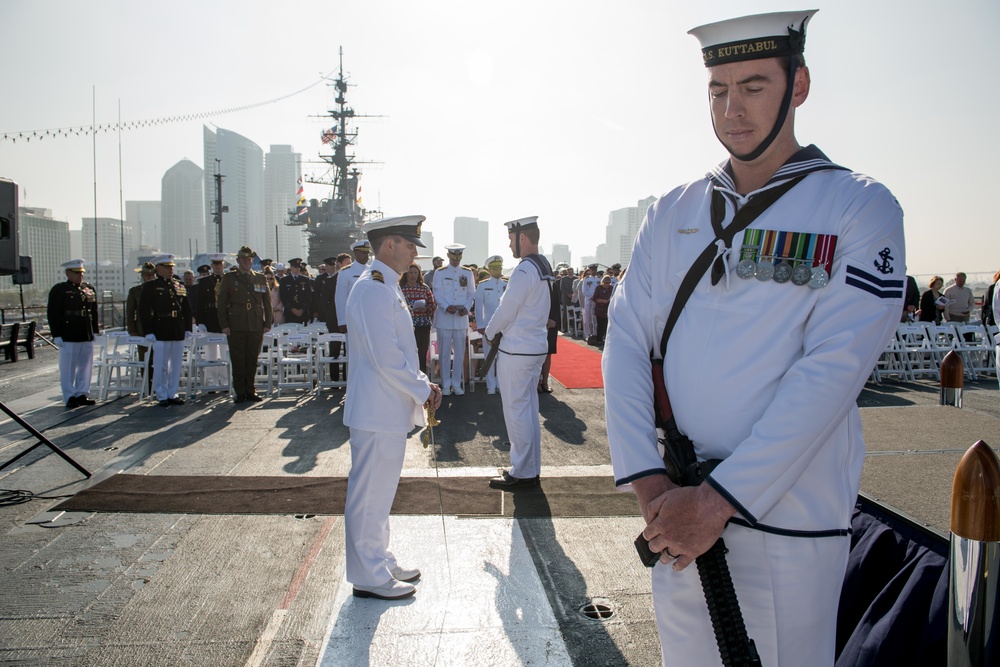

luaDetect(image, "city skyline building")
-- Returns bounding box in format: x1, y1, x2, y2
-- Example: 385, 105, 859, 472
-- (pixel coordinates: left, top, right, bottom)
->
0, 207, 71, 296
82, 217, 134, 297
453, 216, 489, 266
263, 145, 306, 262
599, 195, 655, 268
551, 243, 570, 268
203, 126, 264, 254
421, 231, 435, 259
125, 200, 161, 250
161, 158, 205, 257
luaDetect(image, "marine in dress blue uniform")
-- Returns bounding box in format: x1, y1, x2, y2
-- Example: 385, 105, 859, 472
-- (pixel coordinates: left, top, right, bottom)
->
475, 255, 507, 393
342, 215, 442, 601
602, 11, 906, 666
139, 254, 193, 406
278, 258, 313, 324
47, 259, 101, 407
434, 243, 476, 395
484, 217, 554, 489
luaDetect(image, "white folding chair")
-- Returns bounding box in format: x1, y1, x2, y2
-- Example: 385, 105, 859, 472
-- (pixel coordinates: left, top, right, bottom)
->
255, 331, 281, 396
924, 323, 977, 380
986, 324, 1000, 379
895, 324, 938, 381
467, 329, 487, 392
99, 336, 151, 401
274, 332, 315, 397
315, 332, 348, 394
951, 323, 993, 380
873, 334, 908, 383
187, 334, 233, 399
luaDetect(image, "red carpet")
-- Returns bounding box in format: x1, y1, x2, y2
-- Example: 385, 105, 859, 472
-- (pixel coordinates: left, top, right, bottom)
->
549, 335, 604, 389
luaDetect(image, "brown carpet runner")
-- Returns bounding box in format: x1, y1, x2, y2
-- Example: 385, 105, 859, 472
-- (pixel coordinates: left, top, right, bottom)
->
54, 474, 641, 518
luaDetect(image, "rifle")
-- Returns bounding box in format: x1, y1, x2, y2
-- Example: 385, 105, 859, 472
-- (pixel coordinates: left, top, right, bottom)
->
633, 359, 761, 667
478, 332, 502, 380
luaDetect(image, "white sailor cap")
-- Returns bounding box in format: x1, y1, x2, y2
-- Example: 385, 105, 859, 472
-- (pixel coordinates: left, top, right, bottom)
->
688, 9, 817, 68
152, 254, 176, 266
503, 216, 539, 232
444, 243, 466, 255
350, 239, 373, 251
62, 259, 86, 272
208, 253, 227, 263
363, 215, 426, 248
275, 262, 286, 271
485, 255, 504, 267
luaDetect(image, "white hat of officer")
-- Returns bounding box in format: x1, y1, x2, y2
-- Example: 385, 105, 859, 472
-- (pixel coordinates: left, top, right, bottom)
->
444, 243, 465, 255
152, 254, 175, 266
364, 215, 426, 248
275, 262, 285, 271
688, 10, 817, 67
208, 253, 227, 263
350, 239, 372, 251
62, 259, 86, 272
486, 255, 504, 267
503, 216, 539, 232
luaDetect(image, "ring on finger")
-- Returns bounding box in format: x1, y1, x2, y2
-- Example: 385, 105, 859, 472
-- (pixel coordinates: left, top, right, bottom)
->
664, 547, 678, 559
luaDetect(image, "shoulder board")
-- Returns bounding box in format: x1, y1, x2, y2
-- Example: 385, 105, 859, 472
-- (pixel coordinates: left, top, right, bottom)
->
371, 270, 384, 284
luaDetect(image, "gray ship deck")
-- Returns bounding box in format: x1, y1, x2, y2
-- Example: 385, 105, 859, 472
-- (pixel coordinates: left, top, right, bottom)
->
1, 343, 997, 666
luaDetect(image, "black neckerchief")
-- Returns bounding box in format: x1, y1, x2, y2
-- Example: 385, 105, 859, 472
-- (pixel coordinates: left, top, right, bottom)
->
522, 253, 554, 282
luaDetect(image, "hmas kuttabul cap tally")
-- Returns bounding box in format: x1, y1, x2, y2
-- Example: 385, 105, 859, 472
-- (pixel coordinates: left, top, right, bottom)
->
364, 216, 426, 248
688, 9, 817, 68
503, 216, 539, 233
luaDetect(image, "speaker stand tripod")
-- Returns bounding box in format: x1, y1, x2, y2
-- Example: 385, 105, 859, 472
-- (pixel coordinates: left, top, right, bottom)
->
0, 400, 91, 478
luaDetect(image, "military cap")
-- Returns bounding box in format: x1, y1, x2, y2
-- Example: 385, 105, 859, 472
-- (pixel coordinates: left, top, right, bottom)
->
152, 254, 175, 266
363, 216, 425, 247
275, 262, 286, 271
688, 9, 817, 68
236, 246, 255, 259
288, 258, 303, 268
444, 243, 465, 255
134, 262, 156, 275
502, 216, 539, 232
208, 253, 227, 263
486, 254, 504, 268
197, 264, 211, 273
62, 259, 86, 272
323, 256, 338, 265
350, 239, 372, 251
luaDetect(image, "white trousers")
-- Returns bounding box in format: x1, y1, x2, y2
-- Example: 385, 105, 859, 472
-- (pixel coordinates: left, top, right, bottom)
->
152, 339, 185, 401
344, 428, 405, 588
583, 299, 596, 339
481, 337, 498, 391
59, 341, 94, 402
497, 352, 544, 478
651, 523, 848, 667
436, 327, 466, 390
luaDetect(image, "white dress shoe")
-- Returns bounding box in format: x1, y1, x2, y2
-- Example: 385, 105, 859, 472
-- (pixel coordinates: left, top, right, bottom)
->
486, 387, 496, 395
442, 385, 452, 396
390, 565, 421, 582
453, 385, 465, 395
352, 579, 416, 600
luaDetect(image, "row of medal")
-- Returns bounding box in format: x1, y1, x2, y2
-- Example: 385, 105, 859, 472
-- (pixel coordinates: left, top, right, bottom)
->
735, 229, 837, 289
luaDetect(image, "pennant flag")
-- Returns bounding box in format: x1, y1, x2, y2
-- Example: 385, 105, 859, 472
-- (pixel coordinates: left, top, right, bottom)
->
297, 206, 309, 217
297, 196, 306, 206
356, 180, 363, 207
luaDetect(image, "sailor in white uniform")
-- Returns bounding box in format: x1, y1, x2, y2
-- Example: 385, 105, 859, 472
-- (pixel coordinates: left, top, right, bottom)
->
343, 215, 442, 601
334, 239, 371, 334
475, 255, 507, 394
484, 217, 554, 489
433, 243, 476, 395
603, 10, 905, 666
580, 264, 600, 340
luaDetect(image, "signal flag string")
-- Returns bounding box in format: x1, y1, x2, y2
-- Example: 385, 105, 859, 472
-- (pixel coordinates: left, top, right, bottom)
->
1, 69, 336, 144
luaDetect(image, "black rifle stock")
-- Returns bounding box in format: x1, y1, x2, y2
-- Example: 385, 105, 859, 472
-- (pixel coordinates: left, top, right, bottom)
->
633, 358, 761, 667
478, 332, 502, 380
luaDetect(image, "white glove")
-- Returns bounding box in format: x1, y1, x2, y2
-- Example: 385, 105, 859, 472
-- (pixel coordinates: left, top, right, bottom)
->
54, 337, 63, 345
145, 334, 156, 342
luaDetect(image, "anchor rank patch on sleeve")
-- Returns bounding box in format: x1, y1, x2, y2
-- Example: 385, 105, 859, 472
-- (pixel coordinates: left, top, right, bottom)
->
844, 238, 904, 299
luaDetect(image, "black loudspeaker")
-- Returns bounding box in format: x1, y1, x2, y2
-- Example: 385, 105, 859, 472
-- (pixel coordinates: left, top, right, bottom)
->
11, 256, 32, 285
0, 177, 19, 276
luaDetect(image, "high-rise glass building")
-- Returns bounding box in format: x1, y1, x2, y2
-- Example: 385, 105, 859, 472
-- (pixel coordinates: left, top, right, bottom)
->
82, 217, 134, 297
125, 200, 161, 250
453, 216, 489, 266
264, 145, 306, 263
203, 126, 264, 255
161, 159, 205, 257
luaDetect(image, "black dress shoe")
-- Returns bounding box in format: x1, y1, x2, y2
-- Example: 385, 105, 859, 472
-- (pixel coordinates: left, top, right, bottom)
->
167, 397, 185, 405
78, 395, 97, 405
233, 395, 246, 404
66, 396, 81, 408
489, 471, 541, 490
158, 400, 171, 407
247, 393, 263, 402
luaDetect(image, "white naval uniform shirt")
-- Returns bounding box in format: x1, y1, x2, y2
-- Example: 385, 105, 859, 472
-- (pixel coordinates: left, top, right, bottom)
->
581, 275, 600, 302
334, 259, 369, 328
485, 257, 551, 355
603, 145, 905, 537
343, 259, 431, 433
433, 264, 476, 330
475, 277, 507, 327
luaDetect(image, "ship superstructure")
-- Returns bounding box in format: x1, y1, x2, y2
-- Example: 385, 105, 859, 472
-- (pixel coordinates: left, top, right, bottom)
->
288, 49, 375, 265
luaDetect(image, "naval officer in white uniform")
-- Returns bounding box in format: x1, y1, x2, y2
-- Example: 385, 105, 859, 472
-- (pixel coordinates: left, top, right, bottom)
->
343, 215, 442, 601
334, 239, 371, 333
603, 10, 905, 666
433, 243, 476, 395
474, 255, 507, 394
580, 264, 600, 341
484, 216, 554, 489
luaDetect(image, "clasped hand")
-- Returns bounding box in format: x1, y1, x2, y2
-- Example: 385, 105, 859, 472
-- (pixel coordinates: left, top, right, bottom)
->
636, 478, 735, 571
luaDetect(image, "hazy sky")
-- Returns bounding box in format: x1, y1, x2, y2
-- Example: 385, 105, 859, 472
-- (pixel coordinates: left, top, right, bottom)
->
2, 0, 997, 279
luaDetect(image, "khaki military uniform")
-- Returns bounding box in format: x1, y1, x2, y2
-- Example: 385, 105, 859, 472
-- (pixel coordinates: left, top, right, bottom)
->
217, 268, 273, 399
